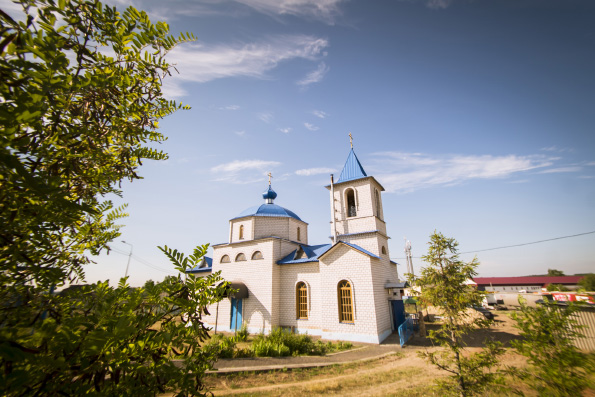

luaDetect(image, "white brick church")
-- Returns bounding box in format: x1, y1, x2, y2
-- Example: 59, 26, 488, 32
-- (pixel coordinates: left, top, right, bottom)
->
190, 146, 405, 344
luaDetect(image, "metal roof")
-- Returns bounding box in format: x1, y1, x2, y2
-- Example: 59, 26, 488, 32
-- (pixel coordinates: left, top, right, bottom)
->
232, 203, 302, 221
385, 281, 409, 288
337, 149, 367, 183
473, 276, 583, 286
186, 257, 213, 273
277, 244, 332, 265
317, 241, 380, 261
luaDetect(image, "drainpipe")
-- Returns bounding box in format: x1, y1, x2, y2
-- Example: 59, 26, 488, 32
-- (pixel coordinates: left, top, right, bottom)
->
330, 174, 337, 244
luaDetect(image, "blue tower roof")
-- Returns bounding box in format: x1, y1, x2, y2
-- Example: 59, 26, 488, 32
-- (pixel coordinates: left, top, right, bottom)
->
337, 149, 367, 183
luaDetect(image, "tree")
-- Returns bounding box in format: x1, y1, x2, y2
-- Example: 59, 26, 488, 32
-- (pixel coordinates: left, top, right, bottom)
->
510, 299, 594, 395
578, 273, 595, 291
546, 283, 569, 292
409, 232, 504, 396
0, 0, 228, 395
1, 245, 230, 395
547, 269, 565, 276
1, 0, 191, 289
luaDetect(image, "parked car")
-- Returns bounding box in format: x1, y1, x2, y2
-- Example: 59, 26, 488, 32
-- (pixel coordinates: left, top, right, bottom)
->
471, 305, 494, 320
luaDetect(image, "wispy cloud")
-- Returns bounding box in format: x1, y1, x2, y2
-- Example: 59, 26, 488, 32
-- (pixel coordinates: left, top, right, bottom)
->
297, 62, 329, 87
278, 127, 292, 134
211, 159, 281, 184
106, 0, 345, 25
234, 0, 344, 24
107, 0, 345, 24
370, 152, 554, 193
163, 35, 329, 97
219, 105, 240, 110
304, 122, 319, 131
295, 167, 336, 176
259, 112, 274, 123
540, 146, 573, 153
426, 0, 452, 10
234, 130, 246, 137
312, 110, 328, 119
539, 166, 582, 174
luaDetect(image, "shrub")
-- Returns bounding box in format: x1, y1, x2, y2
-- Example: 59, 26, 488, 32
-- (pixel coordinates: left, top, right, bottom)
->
236, 324, 249, 341
252, 339, 290, 357
205, 334, 238, 359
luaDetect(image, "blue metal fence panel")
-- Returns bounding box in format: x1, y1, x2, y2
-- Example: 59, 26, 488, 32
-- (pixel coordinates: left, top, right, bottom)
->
398, 317, 414, 347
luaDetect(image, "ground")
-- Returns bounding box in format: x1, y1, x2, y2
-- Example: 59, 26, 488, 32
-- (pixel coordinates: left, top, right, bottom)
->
202, 311, 595, 396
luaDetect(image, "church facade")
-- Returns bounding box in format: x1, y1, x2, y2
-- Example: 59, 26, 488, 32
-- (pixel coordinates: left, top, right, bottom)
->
191, 148, 403, 344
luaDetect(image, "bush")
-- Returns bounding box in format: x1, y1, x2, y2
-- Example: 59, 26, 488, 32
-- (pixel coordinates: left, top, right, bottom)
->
236, 325, 249, 341
249, 328, 355, 357
252, 339, 290, 357
206, 334, 239, 359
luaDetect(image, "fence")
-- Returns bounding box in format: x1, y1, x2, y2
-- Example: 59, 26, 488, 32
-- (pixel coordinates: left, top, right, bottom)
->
398, 317, 414, 347
571, 305, 595, 352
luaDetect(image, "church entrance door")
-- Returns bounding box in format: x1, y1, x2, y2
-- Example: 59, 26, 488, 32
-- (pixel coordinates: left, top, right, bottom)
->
230, 298, 243, 330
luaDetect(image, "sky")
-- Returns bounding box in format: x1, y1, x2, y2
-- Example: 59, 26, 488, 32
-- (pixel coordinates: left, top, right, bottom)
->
4, 0, 595, 286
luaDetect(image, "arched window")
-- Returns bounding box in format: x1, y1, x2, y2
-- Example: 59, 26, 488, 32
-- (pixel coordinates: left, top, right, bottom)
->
296, 282, 308, 319
239, 225, 244, 240
251, 251, 263, 260
346, 188, 356, 217
297, 227, 301, 241
375, 189, 381, 219
235, 253, 246, 262
381, 246, 387, 255
337, 280, 354, 323
220, 255, 231, 263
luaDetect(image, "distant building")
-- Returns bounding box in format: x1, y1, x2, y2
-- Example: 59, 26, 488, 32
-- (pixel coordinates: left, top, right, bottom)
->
187, 146, 403, 344
472, 276, 583, 292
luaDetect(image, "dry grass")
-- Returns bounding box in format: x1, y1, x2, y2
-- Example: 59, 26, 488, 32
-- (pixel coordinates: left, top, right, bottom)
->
205, 348, 595, 396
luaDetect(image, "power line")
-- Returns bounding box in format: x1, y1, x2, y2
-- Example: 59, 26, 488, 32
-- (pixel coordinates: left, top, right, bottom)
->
131, 254, 177, 274
107, 246, 177, 274
391, 230, 595, 260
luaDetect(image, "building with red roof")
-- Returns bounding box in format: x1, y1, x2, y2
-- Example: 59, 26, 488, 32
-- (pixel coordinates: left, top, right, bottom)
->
472, 276, 583, 293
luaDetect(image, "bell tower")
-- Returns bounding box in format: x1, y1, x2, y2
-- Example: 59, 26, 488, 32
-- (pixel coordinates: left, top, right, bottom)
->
327, 135, 389, 257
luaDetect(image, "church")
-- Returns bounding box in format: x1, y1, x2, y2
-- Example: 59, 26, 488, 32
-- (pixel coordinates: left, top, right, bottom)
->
190, 144, 405, 344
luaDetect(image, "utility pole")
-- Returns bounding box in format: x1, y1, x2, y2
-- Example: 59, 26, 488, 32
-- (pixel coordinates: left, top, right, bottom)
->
122, 240, 133, 278
404, 238, 414, 278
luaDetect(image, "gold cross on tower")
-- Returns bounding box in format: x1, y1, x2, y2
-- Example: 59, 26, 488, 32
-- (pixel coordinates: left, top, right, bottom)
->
268, 172, 272, 185
349, 132, 353, 149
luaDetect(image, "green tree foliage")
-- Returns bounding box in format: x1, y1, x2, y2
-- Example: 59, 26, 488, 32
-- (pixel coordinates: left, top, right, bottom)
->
1, 0, 192, 288
546, 283, 569, 292
547, 269, 565, 277
510, 299, 594, 396
410, 232, 504, 396
0, 0, 231, 395
1, 248, 230, 395
578, 274, 595, 291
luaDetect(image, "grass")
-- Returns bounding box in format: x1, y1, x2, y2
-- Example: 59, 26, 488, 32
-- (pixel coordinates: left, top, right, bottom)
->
203, 353, 404, 392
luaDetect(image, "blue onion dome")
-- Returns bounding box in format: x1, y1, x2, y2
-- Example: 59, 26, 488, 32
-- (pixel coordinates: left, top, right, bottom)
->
262, 185, 277, 202
233, 182, 302, 221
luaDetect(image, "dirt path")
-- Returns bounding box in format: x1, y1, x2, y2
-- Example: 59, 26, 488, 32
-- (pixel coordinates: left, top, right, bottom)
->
210, 350, 442, 396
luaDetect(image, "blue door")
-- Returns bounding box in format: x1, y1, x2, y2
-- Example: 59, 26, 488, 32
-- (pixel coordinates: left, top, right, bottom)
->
230, 298, 243, 330
391, 300, 406, 330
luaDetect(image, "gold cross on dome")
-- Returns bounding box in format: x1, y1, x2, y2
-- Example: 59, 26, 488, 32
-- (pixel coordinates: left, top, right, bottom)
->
349, 132, 353, 148
268, 172, 272, 185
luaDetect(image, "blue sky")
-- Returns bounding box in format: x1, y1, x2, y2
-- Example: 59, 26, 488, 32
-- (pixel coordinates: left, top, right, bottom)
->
5, 0, 594, 285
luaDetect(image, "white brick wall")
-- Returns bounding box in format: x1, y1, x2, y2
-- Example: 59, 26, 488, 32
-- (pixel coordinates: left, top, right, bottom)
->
200, 171, 399, 343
